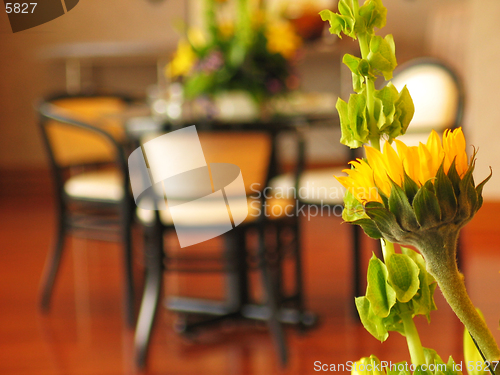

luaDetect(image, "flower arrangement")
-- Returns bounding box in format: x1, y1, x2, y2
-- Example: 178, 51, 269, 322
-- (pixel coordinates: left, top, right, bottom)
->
166, 0, 302, 104
320, 0, 500, 373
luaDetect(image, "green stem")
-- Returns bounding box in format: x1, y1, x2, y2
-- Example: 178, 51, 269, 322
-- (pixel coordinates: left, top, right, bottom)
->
381, 239, 395, 261
400, 307, 426, 366
421, 232, 500, 370
383, 240, 425, 365
358, 33, 379, 150
358, 33, 370, 60
351, 0, 360, 19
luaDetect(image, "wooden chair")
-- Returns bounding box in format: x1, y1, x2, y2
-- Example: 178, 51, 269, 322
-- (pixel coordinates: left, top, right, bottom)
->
38, 94, 136, 327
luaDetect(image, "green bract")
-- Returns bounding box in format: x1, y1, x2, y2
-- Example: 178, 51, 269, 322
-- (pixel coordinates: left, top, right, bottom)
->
321, 0, 414, 149
352, 351, 462, 375
355, 248, 437, 343
349, 158, 490, 249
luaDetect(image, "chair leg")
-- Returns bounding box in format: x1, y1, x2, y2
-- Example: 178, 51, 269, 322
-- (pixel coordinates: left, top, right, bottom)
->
122, 205, 135, 328
224, 228, 248, 311
257, 223, 288, 367
292, 215, 305, 319
39, 216, 67, 311
134, 221, 163, 370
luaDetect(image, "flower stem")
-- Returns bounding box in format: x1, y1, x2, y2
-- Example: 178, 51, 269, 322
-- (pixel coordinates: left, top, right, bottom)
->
400, 307, 426, 366
382, 240, 426, 366
358, 32, 379, 150
422, 232, 500, 370
381, 239, 395, 261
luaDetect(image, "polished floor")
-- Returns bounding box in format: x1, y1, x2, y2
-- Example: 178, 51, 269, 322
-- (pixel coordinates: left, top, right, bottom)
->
1, 193, 499, 375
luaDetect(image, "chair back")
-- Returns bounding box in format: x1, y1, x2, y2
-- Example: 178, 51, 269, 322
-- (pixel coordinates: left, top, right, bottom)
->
390, 58, 464, 145
39, 102, 129, 197
198, 132, 272, 194
139, 130, 272, 197
41, 95, 129, 168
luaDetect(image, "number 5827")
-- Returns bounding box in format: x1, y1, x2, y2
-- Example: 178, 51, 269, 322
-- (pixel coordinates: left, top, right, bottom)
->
5, 3, 37, 14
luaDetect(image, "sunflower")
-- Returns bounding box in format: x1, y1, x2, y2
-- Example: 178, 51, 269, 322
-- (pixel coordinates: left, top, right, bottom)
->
336, 128, 469, 205
334, 127, 492, 248
335, 128, 499, 364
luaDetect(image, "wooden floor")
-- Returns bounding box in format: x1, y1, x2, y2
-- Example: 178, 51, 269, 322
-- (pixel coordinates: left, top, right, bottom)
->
1, 193, 500, 375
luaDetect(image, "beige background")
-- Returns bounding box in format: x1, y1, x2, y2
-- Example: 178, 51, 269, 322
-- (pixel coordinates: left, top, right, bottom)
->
3, 0, 499, 198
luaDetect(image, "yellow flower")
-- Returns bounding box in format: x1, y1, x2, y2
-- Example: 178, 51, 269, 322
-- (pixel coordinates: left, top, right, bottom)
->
265, 21, 302, 59
165, 40, 197, 79
218, 21, 235, 39
187, 28, 206, 49
337, 128, 469, 204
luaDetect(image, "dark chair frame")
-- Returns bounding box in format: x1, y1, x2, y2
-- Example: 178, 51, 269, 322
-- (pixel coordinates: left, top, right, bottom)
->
38, 98, 136, 327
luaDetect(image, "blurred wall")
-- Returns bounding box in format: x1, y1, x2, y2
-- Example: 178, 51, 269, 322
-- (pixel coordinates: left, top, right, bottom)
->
1, 0, 483, 191
466, 0, 500, 199
0, 0, 183, 169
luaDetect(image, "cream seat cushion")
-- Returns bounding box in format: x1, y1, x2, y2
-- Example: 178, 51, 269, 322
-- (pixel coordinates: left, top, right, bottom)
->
137, 197, 294, 227
64, 169, 124, 201
270, 167, 347, 205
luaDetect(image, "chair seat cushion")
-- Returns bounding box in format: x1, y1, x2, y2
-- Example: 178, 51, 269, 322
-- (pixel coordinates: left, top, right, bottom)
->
136, 197, 295, 227
270, 167, 347, 205
64, 169, 124, 202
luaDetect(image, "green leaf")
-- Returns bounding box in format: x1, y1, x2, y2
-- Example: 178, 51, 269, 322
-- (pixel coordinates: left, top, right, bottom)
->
456, 162, 478, 224
227, 42, 247, 68
445, 356, 462, 375
475, 167, 492, 213
184, 73, 215, 99
343, 54, 365, 92
348, 93, 369, 143
358, 59, 371, 77
337, 98, 363, 148
374, 84, 398, 131
343, 53, 361, 73
365, 202, 407, 243
366, 254, 397, 318
402, 171, 419, 205
353, 218, 383, 239
434, 163, 458, 223
394, 85, 415, 135
388, 179, 420, 232
338, 0, 354, 18
414, 366, 433, 375
447, 158, 461, 197
382, 305, 405, 336
355, 296, 389, 341
319, 10, 343, 37
368, 35, 397, 80
402, 247, 437, 319
387, 362, 412, 375
423, 347, 445, 366
342, 189, 368, 221
319, 6, 356, 39
387, 253, 420, 302
412, 184, 441, 229
359, 0, 387, 31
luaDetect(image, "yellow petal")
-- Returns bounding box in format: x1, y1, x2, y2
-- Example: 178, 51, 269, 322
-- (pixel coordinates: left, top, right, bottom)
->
418, 142, 435, 184
426, 130, 444, 172
382, 141, 404, 186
